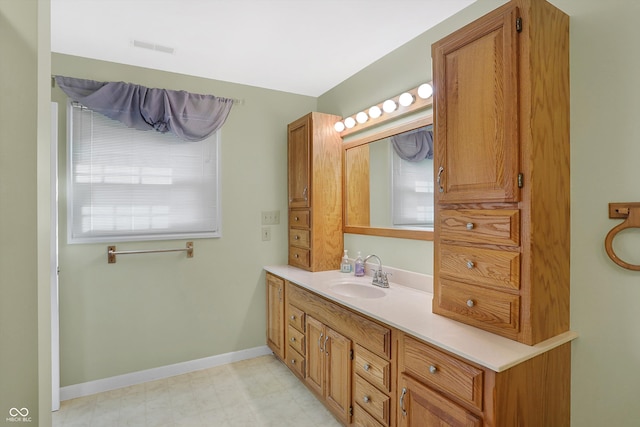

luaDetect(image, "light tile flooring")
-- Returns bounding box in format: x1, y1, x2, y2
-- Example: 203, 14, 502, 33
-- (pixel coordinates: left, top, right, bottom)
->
52, 355, 342, 427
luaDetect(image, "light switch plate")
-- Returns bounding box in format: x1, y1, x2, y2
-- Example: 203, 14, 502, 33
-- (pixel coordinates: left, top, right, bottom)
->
261, 226, 271, 241
261, 210, 280, 225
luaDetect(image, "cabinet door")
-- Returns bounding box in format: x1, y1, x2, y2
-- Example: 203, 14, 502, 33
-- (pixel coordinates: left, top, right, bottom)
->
305, 316, 324, 396
266, 274, 284, 360
398, 374, 481, 427
433, 5, 520, 204
325, 328, 353, 424
288, 115, 311, 208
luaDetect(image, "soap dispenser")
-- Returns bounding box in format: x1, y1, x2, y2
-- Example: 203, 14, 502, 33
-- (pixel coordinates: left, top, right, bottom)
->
354, 252, 365, 277
340, 250, 351, 273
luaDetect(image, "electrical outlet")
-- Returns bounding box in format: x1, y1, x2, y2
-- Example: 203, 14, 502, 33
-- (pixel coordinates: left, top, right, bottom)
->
261, 210, 280, 225
261, 226, 271, 241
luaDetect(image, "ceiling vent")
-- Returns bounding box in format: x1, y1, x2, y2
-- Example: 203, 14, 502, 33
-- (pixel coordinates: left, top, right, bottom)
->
132, 39, 175, 54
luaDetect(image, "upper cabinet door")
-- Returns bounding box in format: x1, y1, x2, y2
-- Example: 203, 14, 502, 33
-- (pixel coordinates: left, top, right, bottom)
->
433, 5, 520, 204
288, 115, 311, 208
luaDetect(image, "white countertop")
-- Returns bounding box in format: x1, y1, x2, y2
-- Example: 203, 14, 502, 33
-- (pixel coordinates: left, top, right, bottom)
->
264, 265, 578, 372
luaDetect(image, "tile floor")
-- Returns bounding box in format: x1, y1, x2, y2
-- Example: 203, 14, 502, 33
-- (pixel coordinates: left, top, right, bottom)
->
52, 355, 342, 427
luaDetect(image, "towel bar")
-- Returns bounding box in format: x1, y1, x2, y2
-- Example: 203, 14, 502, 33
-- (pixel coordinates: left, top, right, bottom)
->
108, 242, 193, 264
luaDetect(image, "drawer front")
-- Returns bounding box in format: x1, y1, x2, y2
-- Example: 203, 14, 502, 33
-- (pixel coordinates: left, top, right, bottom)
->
353, 404, 386, 427
286, 347, 305, 379
287, 304, 305, 332
403, 335, 484, 411
289, 209, 310, 228
354, 376, 390, 426
440, 209, 520, 246
436, 278, 520, 339
440, 244, 520, 290
355, 345, 391, 392
287, 325, 305, 355
289, 229, 310, 249
289, 246, 311, 269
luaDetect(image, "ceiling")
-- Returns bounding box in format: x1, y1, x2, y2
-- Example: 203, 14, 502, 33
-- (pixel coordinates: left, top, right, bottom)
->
51, 0, 475, 97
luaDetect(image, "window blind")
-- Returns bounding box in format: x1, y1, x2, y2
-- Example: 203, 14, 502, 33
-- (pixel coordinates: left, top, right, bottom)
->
68, 102, 220, 243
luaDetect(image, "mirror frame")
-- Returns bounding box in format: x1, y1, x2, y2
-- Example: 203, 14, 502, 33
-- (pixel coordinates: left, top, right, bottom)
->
342, 115, 434, 241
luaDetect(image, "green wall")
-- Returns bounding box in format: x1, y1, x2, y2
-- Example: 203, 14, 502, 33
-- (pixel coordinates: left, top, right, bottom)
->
320, 0, 640, 425
51, 54, 316, 386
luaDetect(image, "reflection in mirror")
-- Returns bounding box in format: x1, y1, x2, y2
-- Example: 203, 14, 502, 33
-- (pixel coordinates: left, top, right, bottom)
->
344, 117, 434, 241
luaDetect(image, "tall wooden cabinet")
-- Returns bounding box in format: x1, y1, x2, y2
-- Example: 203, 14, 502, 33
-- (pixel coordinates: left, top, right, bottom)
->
288, 112, 343, 272
432, 0, 570, 345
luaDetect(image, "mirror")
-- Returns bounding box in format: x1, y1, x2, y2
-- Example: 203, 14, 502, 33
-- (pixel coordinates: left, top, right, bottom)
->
343, 116, 434, 240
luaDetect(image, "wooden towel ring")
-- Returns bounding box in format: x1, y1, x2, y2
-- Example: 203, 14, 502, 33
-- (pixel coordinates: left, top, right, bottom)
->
605, 203, 640, 271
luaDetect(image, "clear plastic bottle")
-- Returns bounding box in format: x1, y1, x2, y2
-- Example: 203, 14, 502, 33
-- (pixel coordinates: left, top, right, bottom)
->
340, 250, 351, 273
354, 252, 365, 277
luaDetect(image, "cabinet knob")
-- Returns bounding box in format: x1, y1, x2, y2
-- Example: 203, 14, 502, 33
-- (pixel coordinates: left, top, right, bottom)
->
363, 363, 370, 372
466, 222, 474, 230
295, 254, 299, 259
291, 359, 296, 365
290, 337, 296, 342
294, 216, 299, 221
290, 315, 296, 320
467, 299, 475, 308
294, 235, 299, 240
429, 365, 438, 374
363, 396, 370, 404
467, 260, 475, 269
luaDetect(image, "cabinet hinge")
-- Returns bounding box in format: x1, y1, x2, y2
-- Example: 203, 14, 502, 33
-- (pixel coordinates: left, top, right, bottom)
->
516, 17, 523, 33
349, 406, 353, 417
350, 349, 354, 360
518, 173, 524, 188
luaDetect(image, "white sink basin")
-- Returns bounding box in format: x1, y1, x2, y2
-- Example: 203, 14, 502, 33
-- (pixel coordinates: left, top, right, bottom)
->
329, 281, 386, 299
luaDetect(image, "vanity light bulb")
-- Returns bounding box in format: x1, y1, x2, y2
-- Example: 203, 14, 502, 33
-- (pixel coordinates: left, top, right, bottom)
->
418, 83, 433, 99
356, 111, 368, 124
399, 92, 414, 107
382, 99, 397, 113
344, 117, 356, 129
334, 121, 345, 132
368, 106, 382, 119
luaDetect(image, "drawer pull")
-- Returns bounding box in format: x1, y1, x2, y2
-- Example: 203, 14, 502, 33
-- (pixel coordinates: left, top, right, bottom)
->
466, 260, 475, 269
291, 359, 296, 365
290, 315, 296, 320
290, 337, 296, 342
363, 395, 370, 404
467, 299, 475, 308
294, 216, 299, 221
466, 222, 474, 230
295, 254, 299, 259
363, 363, 370, 372
429, 365, 438, 374
400, 387, 407, 416
294, 235, 299, 240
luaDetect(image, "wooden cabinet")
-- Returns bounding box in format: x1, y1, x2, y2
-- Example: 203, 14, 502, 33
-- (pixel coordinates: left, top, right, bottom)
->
266, 273, 284, 360
432, 0, 570, 345
287, 112, 343, 271
397, 332, 571, 427
306, 316, 353, 424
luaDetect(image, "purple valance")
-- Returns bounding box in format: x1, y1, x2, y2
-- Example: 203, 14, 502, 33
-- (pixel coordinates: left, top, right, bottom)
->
390, 126, 433, 162
54, 76, 234, 142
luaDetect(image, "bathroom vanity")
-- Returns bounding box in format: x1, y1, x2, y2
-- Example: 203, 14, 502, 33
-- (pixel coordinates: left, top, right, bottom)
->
265, 266, 576, 426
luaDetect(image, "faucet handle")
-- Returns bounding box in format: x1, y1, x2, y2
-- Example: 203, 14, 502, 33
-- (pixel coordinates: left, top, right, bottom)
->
380, 272, 391, 287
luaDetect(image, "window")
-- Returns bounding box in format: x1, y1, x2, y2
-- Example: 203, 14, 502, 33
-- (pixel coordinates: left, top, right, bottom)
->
391, 149, 434, 228
67, 101, 221, 243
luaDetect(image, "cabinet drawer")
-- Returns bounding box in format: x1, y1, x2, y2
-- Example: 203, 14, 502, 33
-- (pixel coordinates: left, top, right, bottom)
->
440, 244, 520, 290
440, 209, 520, 246
289, 209, 310, 228
289, 246, 310, 269
287, 304, 305, 332
286, 347, 305, 379
403, 335, 484, 411
354, 376, 390, 426
353, 404, 386, 427
289, 229, 310, 249
436, 278, 520, 339
287, 325, 305, 355
355, 345, 390, 392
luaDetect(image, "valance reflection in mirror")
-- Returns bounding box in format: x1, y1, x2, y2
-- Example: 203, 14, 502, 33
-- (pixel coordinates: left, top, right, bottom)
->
344, 118, 434, 240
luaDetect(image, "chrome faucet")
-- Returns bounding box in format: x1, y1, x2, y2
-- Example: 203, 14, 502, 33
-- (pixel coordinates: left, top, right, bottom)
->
363, 254, 390, 288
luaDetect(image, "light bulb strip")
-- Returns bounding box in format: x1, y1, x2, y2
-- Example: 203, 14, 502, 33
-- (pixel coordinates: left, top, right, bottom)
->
335, 82, 433, 137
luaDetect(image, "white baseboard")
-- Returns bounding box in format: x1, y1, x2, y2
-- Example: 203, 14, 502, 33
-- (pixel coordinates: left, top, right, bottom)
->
59, 345, 272, 402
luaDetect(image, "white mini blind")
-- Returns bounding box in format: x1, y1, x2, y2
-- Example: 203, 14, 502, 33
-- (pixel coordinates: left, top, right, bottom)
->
68, 102, 220, 243
391, 150, 434, 228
